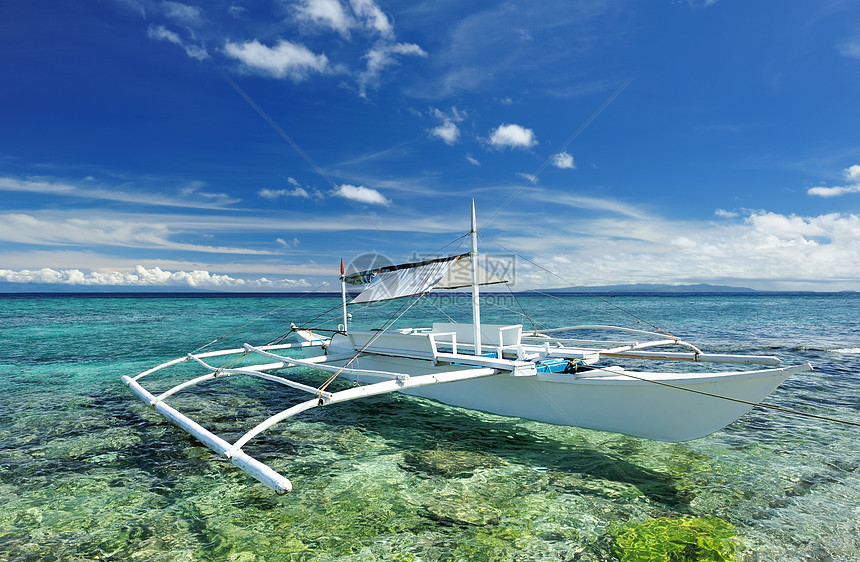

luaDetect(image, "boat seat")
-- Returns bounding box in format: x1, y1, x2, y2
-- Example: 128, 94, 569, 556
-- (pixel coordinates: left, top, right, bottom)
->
430, 323, 523, 357
345, 331, 437, 360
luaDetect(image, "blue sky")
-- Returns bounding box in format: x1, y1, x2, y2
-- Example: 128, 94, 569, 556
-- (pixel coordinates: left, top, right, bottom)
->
2, 0, 860, 291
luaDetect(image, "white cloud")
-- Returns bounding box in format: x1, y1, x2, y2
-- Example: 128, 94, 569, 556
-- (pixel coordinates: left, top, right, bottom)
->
5, 205, 860, 291
488, 123, 537, 149
350, 0, 393, 37
161, 1, 204, 27
431, 121, 459, 145
147, 24, 209, 60
715, 208, 739, 218
0, 176, 238, 208
296, 0, 353, 36
551, 151, 575, 169
466, 153, 480, 166
838, 40, 860, 60
429, 107, 465, 145
528, 188, 650, 220
337, 184, 390, 205
259, 187, 310, 199
0, 213, 271, 255
0, 176, 74, 195
358, 42, 427, 97
179, 181, 236, 205
0, 265, 311, 290
146, 0, 412, 97
747, 212, 827, 243
517, 172, 538, 184
808, 185, 860, 197
224, 39, 329, 80
259, 178, 324, 200
807, 164, 860, 197
295, 0, 393, 38
495, 207, 860, 290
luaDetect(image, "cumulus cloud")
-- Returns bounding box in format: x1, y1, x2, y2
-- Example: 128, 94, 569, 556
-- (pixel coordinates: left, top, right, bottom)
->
808, 185, 860, 198
296, 0, 353, 36
551, 151, 575, 169
0, 265, 311, 290
431, 121, 459, 145
429, 107, 465, 145
503, 207, 860, 291
295, 0, 393, 38
807, 164, 860, 197
488, 123, 537, 149
224, 39, 329, 80
337, 184, 390, 205
147, 24, 209, 60
143, 0, 415, 97
358, 42, 427, 97
350, 0, 393, 37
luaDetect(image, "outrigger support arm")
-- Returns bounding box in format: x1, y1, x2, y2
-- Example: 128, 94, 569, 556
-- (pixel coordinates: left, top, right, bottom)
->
122, 340, 499, 494
225, 366, 497, 459
123, 374, 295, 494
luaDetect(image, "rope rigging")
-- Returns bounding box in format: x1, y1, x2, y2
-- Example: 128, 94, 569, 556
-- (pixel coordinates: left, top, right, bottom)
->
478, 232, 680, 338
315, 291, 429, 398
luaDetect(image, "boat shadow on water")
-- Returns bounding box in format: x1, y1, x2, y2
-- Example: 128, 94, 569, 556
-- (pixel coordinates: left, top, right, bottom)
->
144, 374, 702, 510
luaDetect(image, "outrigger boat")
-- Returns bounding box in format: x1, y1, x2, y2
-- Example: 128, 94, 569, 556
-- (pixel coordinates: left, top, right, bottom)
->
123, 202, 811, 494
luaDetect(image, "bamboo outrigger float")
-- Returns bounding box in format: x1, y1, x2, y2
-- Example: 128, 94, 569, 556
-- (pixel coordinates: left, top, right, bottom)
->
123, 202, 811, 494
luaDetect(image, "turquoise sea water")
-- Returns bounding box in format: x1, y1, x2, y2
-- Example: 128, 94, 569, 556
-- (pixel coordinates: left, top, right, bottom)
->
1, 292, 858, 561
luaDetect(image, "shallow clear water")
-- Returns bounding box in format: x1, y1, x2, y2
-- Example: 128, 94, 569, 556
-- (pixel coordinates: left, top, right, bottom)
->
0, 293, 858, 561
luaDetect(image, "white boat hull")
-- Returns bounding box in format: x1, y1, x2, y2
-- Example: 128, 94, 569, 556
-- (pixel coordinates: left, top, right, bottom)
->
328, 341, 807, 442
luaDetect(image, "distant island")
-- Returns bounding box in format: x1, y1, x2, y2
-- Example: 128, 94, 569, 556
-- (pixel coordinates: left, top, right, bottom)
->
531, 283, 759, 294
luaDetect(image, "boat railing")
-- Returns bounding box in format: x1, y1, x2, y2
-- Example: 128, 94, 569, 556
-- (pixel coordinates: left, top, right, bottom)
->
429, 331, 458, 357
521, 325, 781, 366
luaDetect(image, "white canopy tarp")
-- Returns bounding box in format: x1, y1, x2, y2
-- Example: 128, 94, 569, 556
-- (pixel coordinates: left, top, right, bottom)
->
349, 254, 506, 304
